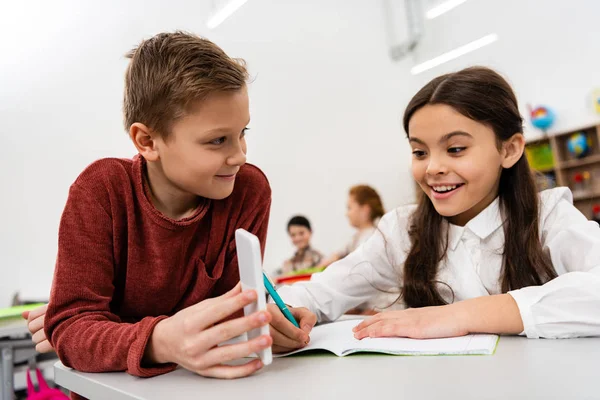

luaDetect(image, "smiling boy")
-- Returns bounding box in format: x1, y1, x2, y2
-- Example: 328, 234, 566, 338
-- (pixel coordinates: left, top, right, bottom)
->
40, 32, 315, 396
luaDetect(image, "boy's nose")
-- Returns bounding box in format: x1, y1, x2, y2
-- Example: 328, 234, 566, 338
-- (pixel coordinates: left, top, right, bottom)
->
227, 145, 247, 166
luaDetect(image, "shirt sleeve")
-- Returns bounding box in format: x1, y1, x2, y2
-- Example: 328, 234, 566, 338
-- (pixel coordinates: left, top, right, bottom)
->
277, 209, 411, 322
45, 183, 176, 377
508, 189, 600, 338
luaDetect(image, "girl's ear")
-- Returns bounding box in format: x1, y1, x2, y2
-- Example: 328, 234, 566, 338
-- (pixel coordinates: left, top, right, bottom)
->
360, 204, 372, 220
501, 133, 526, 169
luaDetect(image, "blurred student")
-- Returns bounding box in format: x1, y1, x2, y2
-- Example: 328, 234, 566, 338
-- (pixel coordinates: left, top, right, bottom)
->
321, 185, 385, 266
321, 185, 395, 314
280, 216, 324, 275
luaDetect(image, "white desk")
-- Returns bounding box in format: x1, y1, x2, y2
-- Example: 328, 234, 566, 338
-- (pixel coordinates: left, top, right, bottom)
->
54, 336, 600, 400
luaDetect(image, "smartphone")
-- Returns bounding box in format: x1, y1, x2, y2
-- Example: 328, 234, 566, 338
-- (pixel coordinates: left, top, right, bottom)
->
235, 229, 272, 365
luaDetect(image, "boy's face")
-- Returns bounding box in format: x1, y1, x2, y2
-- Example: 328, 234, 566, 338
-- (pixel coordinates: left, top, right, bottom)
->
155, 87, 250, 200
288, 225, 312, 250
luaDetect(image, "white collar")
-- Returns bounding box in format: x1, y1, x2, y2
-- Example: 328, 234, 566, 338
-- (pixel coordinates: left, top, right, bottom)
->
447, 197, 505, 250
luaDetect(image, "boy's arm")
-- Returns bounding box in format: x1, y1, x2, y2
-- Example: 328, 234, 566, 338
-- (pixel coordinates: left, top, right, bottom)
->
45, 183, 175, 377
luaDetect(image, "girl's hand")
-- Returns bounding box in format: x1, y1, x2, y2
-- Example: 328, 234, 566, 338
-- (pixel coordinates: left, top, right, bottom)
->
267, 304, 317, 353
145, 283, 273, 379
352, 304, 469, 340
22, 304, 55, 353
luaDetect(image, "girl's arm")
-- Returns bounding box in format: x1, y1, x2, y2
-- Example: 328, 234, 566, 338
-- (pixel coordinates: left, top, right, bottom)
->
507, 189, 600, 338
355, 189, 600, 340
353, 294, 524, 340
456, 294, 524, 334
320, 252, 342, 267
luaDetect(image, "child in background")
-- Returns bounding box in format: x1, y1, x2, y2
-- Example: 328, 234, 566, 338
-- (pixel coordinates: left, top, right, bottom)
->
22, 32, 316, 391
321, 185, 396, 314
280, 216, 324, 275
321, 185, 385, 266
278, 66, 600, 339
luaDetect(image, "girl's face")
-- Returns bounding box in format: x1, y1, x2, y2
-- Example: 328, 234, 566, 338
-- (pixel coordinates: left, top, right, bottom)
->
409, 104, 508, 226
346, 196, 371, 229
288, 225, 312, 250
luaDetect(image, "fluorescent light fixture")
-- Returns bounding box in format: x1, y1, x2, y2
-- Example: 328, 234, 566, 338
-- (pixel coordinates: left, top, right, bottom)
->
426, 0, 468, 19
207, 0, 249, 29
410, 33, 498, 75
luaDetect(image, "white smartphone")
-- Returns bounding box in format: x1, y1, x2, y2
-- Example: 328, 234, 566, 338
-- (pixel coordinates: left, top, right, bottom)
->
235, 229, 272, 366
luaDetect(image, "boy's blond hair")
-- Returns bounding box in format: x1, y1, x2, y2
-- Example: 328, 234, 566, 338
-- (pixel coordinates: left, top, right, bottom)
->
123, 31, 248, 138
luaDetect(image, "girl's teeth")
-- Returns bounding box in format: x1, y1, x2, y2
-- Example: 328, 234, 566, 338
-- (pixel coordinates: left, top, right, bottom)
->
434, 185, 458, 192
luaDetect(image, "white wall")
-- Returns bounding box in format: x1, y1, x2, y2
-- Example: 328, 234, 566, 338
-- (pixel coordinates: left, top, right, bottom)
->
413, 0, 600, 136
1, 0, 599, 307
216, 1, 420, 273
0, 0, 418, 306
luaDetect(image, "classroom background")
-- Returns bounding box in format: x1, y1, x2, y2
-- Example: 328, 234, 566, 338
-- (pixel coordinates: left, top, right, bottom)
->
2, 0, 600, 309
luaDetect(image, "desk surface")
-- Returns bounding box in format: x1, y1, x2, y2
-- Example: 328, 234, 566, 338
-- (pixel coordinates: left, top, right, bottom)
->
0, 319, 28, 340
54, 336, 600, 400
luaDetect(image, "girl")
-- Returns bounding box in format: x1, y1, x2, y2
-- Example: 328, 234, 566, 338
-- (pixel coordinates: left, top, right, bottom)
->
278, 66, 600, 339
321, 185, 385, 266
280, 215, 324, 275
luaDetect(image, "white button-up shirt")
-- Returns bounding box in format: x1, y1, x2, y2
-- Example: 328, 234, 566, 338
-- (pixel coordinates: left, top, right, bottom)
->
278, 187, 600, 339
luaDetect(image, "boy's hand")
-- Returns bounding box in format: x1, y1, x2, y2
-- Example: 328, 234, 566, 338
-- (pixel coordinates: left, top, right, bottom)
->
267, 304, 317, 353
22, 304, 55, 353
145, 283, 273, 379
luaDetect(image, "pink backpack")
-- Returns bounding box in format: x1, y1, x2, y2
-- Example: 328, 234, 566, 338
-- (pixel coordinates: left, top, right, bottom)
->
26, 368, 69, 400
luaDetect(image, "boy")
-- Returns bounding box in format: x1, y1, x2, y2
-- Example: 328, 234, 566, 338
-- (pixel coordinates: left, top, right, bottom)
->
281, 215, 323, 275
24, 32, 316, 393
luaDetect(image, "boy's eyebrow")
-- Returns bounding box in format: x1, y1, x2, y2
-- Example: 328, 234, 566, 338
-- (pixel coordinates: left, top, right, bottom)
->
409, 131, 473, 146
203, 120, 251, 136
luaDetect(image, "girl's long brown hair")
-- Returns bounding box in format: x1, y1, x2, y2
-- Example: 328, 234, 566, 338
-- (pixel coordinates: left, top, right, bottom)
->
401, 67, 557, 308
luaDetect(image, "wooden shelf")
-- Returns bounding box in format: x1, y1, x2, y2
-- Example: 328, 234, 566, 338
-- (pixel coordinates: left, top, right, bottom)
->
573, 189, 600, 202
544, 120, 600, 138
559, 154, 600, 169
525, 136, 551, 145
526, 123, 600, 218
536, 166, 556, 173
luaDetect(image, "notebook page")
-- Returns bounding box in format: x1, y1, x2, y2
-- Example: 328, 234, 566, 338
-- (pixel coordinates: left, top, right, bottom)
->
274, 319, 364, 357
276, 319, 498, 357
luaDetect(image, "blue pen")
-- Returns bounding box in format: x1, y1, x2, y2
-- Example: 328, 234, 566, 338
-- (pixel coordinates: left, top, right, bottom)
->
263, 272, 300, 328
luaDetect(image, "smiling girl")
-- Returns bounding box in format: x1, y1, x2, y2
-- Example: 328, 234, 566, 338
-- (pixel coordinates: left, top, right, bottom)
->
278, 66, 600, 339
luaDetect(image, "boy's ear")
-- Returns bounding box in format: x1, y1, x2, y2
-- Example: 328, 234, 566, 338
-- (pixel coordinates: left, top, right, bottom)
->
130, 123, 160, 162
501, 133, 525, 169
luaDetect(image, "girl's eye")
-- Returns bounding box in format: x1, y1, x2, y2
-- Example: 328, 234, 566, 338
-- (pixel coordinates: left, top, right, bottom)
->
241, 127, 249, 138
448, 147, 466, 154
412, 150, 426, 158
209, 137, 226, 145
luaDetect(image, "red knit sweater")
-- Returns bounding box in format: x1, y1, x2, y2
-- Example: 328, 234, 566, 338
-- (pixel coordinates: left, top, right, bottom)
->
45, 155, 271, 382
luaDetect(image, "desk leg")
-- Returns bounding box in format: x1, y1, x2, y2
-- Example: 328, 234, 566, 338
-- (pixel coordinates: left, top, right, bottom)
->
1, 347, 14, 400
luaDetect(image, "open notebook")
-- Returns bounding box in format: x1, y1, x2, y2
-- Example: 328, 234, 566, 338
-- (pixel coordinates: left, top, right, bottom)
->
276, 319, 499, 357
